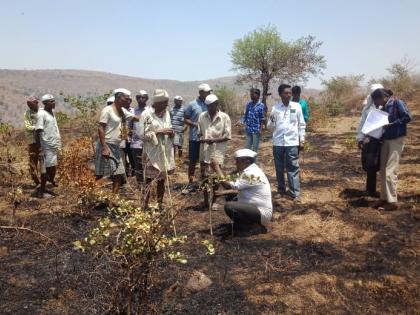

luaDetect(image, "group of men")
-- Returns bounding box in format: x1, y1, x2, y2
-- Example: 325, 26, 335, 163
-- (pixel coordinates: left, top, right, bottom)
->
24, 94, 61, 198
24, 83, 310, 232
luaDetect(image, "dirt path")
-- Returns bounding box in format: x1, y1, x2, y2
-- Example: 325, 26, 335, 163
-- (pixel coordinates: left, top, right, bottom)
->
0, 107, 419, 314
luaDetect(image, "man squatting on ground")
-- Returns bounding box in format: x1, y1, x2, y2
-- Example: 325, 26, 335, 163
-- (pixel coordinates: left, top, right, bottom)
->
215, 149, 273, 230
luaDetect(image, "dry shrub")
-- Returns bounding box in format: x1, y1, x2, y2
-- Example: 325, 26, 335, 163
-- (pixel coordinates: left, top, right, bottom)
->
320, 75, 364, 116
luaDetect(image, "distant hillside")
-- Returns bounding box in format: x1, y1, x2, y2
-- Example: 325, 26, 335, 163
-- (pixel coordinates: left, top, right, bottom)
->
0, 69, 320, 126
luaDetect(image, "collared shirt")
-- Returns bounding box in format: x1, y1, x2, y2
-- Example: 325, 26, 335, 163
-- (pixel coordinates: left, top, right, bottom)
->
381, 98, 411, 140
24, 109, 38, 144
139, 108, 175, 172
197, 110, 231, 164
170, 105, 185, 134
185, 98, 208, 141
99, 105, 135, 146
244, 101, 265, 134
230, 163, 272, 224
35, 109, 61, 150
267, 101, 306, 147
131, 106, 147, 149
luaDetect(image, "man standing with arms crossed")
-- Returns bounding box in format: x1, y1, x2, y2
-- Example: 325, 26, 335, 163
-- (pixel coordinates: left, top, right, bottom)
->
182, 83, 211, 194
268, 84, 306, 202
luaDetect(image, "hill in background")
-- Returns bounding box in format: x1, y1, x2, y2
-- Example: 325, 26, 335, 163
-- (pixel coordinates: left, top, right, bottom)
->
0, 69, 320, 126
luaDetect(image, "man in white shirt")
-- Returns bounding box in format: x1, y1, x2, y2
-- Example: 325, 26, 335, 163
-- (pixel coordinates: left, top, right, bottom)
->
95, 88, 139, 194
215, 149, 272, 231
356, 83, 384, 196
267, 84, 306, 201
35, 94, 62, 198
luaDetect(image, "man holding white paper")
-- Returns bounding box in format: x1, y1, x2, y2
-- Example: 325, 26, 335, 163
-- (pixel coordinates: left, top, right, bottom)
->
356, 83, 385, 196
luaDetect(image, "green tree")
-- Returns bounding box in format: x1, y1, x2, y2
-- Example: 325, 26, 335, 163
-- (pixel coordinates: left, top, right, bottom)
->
230, 25, 326, 104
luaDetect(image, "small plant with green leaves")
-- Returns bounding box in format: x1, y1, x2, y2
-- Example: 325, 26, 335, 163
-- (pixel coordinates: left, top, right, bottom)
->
74, 192, 187, 313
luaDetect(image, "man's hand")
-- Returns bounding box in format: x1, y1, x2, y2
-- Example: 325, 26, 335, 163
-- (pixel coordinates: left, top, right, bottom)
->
157, 128, 174, 136
102, 145, 110, 158
235, 121, 243, 127
357, 141, 364, 150
299, 142, 305, 151
200, 138, 213, 144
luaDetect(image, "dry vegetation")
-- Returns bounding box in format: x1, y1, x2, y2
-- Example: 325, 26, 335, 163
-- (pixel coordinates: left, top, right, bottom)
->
0, 88, 419, 314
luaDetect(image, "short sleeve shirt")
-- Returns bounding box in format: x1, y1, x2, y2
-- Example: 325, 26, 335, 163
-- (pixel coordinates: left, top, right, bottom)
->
99, 105, 134, 145
184, 98, 207, 141
197, 111, 231, 164
35, 109, 61, 150
244, 101, 265, 134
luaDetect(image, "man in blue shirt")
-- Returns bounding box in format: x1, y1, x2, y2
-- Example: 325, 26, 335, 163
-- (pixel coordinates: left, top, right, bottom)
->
292, 86, 310, 122
183, 83, 211, 193
238, 88, 265, 152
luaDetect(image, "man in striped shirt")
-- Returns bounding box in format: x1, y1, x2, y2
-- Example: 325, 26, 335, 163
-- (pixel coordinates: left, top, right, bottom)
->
170, 96, 186, 158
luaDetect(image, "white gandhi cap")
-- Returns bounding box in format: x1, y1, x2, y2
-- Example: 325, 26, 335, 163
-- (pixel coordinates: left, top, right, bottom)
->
198, 83, 212, 92
234, 149, 257, 159
41, 94, 54, 102
113, 88, 131, 96
204, 94, 218, 105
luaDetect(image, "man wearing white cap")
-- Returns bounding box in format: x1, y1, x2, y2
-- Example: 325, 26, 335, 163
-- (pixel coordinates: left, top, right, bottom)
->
215, 149, 272, 231
24, 96, 40, 187
95, 88, 139, 194
106, 96, 115, 106
170, 95, 186, 158
356, 83, 384, 196
130, 90, 149, 184
35, 94, 61, 197
183, 83, 212, 194
139, 89, 175, 209
197, 94, 231, 206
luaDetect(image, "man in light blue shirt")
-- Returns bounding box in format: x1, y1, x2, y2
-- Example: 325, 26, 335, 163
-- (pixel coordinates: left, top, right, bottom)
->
268, 84, 306, 202
183, 83, 211, 193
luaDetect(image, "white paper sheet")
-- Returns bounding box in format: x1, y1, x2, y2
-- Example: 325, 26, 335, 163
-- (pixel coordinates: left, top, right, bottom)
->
361, 109, 389, 138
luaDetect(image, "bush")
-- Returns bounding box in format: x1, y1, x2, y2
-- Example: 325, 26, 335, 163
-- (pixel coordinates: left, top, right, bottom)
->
375, 58, 420, 99
320, 75, 364, 116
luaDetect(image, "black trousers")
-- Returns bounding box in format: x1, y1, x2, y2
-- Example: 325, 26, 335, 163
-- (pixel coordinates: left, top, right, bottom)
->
131, 148, 144, 183
224, 202, 261, 225
366, 170, 377, 194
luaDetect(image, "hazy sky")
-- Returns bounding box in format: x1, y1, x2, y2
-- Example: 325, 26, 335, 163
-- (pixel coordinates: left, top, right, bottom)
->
1, 0, 419, 88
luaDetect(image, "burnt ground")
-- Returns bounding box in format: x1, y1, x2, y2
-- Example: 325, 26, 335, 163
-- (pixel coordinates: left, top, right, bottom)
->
0, 106, 419, 314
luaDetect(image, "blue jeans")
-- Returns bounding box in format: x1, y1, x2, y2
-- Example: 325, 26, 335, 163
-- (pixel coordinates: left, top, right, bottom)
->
273, 146, 300, 198
245, 132, 260, 152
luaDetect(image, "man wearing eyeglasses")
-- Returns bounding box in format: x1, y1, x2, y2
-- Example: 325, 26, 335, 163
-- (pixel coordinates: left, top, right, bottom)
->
267, 84, 306, 202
